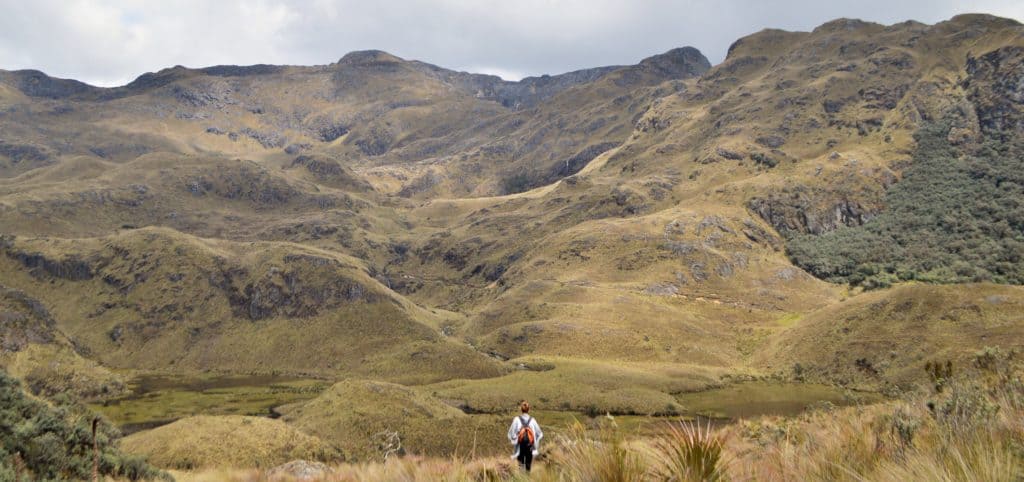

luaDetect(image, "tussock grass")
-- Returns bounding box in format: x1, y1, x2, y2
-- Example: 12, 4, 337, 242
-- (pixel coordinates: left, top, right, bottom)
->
177, 349, 1024, 481
728, 348, 1024, 481
647, 420, 727, 481
121, 415, 338, 470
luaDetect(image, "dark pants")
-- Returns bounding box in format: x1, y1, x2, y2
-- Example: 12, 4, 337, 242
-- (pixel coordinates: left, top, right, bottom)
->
517, 444, 533, 471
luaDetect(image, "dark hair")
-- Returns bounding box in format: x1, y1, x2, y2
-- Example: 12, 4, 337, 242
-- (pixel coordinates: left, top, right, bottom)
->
520, 400, 530, 413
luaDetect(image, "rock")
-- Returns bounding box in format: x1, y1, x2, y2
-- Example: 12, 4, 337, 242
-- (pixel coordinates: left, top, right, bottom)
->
823, 99, 845, 114
3, 69, 97, 98
690, 262, 708, 282
741, 218, 780, 249
211, 258, 377, 320
5, 249, 93, 281
775, 268, 799, 280
662, 241, 697, 256
963, 46, 1024, 135
317, 123, 349, 142
755, 135, 786, 148
268, 460, 333, 480
352, 125, 394, 156
0, 141, 50, 165
284, 143, 311, 155
697, 215, 735, 235
947, 126, 975, 145
664, 219, 686, 236
715, 147, 745, 161
859, 84, 909, 110
240, 127, 286, 149
748, 190, 878, 236
547, 142, 620, 178
645, 283, 679, 296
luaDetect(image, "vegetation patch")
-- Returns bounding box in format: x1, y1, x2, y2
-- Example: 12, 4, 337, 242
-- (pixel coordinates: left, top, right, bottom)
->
787, 121, 1024, 288
120, 415, 339, 470
0, 370, 167, 481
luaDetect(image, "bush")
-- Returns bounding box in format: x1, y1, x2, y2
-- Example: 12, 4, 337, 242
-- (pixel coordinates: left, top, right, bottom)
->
786, 120, 1024, 288
501, 173, 534, 195
0, 370, 168, 481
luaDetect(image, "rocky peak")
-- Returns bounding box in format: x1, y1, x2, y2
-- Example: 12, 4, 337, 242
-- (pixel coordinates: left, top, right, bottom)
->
811, 18, 882, 34
637, 47, 711, 78
945, 13, 1022, 29
0, 69, 98, 99
337, 50, 405, 66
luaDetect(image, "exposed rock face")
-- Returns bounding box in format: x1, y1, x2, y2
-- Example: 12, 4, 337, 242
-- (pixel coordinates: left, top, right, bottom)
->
0, 141, 49, 164
635, 47, 712, 79
748, 190, 880, 236
964, 46, 1024, 136
3, 248, 94, 281
185, 163, 299, 206
0, 286, 57, 351
396, 46, 709, 109
269, 460, 333, 480
0, 70, 98, 98
210, 255, 380, 321
240, 127, 286, 149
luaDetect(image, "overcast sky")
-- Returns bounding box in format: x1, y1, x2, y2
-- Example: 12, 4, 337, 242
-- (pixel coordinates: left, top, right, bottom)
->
0, 0, 1021, 87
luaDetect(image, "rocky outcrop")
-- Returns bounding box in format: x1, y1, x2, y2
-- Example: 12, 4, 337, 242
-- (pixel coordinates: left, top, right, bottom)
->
399, 46, 709, 109
0, 141, 49, 164
0, 286, 58, 351
185, 163, 302, 207
748, 188, 880, 236
0, 70, 98, 99
269, 460, 333, 480
209, 255, 381, 321
240, 127, 286, 149
287, 155, 374, 192
3, 247, 94, 281
964, 46, 1024, 136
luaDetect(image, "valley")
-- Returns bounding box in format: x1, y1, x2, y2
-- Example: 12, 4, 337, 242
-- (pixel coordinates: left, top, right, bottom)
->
0, 12, 1023, 480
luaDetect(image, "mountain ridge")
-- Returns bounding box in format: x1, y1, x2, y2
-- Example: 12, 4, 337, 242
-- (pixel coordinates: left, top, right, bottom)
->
0, 13, 1023, 465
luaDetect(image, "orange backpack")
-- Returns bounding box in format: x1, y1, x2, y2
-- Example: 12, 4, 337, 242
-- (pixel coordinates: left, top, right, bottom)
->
516, 415, 535, 448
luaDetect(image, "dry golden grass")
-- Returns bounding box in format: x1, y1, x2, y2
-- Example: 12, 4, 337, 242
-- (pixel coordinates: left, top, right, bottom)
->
171, 350, 1023, 481
757, 283, 1024, 389
120, 415, 338, 470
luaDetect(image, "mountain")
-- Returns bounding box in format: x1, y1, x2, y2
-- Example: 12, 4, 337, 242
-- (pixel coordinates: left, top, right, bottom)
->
1, 13, 1023, 464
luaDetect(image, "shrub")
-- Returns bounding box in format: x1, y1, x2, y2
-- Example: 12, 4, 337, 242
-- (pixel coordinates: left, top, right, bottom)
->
786, 120, 1024, 288
0, 370, 168, 481
501, 173, 534, 195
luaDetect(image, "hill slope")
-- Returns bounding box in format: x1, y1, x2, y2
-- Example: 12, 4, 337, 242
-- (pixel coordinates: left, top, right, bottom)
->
0, 15, 1023, 455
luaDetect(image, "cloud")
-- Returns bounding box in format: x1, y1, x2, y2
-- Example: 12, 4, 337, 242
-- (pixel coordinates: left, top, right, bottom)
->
0, 0, 1019, 87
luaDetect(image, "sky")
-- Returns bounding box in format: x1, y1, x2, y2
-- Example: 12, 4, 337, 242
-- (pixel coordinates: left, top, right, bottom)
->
0, 0, 1021, 87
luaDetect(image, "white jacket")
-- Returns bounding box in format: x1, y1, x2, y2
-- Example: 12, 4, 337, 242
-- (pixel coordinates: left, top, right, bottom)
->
508, 414, 543, 457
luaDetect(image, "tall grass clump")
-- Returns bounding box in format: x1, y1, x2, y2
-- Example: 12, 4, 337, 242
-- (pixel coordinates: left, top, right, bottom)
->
548, 419, 646, 482
727, 347, 1024, 481
647, 420, 727, 481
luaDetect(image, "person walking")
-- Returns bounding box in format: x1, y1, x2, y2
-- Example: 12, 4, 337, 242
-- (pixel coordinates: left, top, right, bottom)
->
508, 400, 543, 472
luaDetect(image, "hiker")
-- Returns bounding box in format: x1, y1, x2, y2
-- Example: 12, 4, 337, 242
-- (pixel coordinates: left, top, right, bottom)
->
508, 400, 543, 471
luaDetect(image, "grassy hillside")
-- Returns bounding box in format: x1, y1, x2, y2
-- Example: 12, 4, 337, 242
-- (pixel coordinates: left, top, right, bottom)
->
120, 415, 338, 470
787, 121, 1024, 288
279, 379, 509, 461
756, 283, 1024, 389
0, 228, 504, 382
0, 14, 1023, 478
